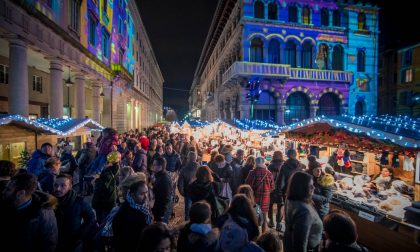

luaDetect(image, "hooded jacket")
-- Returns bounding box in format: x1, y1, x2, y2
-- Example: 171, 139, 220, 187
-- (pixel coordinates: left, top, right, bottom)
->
0, 191, 58, 252
277, 158, 305, 195
177, 222, 219, 252
188, 181, 220, 223
312, 174, 335, 219
27, 149, 51, 177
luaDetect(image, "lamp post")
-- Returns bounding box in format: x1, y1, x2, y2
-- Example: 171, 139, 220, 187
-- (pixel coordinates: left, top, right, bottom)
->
65, 66, 74, 117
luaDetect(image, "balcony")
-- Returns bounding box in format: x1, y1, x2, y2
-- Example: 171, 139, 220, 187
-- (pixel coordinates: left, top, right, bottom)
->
222, 62, 291, 86
111, 63, 133, 81
222, 61, 353, 85
290, 68, 353, 83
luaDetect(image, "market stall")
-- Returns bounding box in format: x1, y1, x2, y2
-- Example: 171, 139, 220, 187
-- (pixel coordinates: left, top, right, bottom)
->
280, 115, 420, 252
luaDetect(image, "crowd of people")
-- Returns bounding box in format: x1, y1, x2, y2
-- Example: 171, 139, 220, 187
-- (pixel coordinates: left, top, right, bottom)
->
0, 124, 368, 252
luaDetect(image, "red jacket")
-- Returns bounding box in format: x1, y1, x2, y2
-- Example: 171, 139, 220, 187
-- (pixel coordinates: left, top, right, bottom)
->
140, 136, 150, 151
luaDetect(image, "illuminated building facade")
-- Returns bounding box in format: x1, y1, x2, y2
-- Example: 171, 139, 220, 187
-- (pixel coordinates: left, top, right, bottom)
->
0, 0, 163, 131
189, 0, 379, 124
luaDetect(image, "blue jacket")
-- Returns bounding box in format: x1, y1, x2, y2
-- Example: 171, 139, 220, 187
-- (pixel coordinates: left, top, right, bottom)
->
27, 150, 51, 177
38, 169, 57, 194
164, 151, 182, 172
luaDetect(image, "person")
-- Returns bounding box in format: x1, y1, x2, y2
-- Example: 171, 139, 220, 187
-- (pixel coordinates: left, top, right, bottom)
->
277, 149, 305, 200
322, 210, 368, 252
309, 164, 334, 220
178, 151, 200, 221
188, 166, 221, 224
245, 156, 274, 233
139, 133, 150, 152
211, 154, 234, 201
91, 128, 119, 174
27, 142, 53, 177
256, 231, 283, 252
237, 184, 264, 227
0, 173, 58, 252
369, 167, 394, 191
53, 174, 96, 252
242, 156, 256, 184
117, 141, 129, 155
76, 142, 97, 193
133, 144, 147, 173
284, 172, 323, 252
216, 194, 264, 252
92, 158, 120, 224
60, 145, 78, 176
113, 180, 153, 251
207, 150, 219, 170
0, 160, 17, 192
38, 157, 61, 194
231, 149, 245, 195
147, 139, 158, 171
139, 222, 174, 252
151, 156, 173, 223
267, 151, 285, 230
121, 150, 134, 168
177, 201, 219, 252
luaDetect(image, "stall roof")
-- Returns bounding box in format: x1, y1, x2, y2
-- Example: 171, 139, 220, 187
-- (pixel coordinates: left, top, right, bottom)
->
278, 115, 419, 149
35, 118, 104, 136
0, 114, 57, 134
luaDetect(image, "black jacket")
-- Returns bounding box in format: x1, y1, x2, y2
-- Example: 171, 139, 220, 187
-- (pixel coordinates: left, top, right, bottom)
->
177, 222, 219, 252
60, 152, 78, 175
152, 171, 173, 221
55, 190, 96, 252
231, 158, 244, 194
133, 149, 147, 173
188, 181, 220, 223
178, 161, 199, 197
277, 158, 305, 195
210, 163, 234, 192
92, 163, 119, 211
113, 202, 149, 252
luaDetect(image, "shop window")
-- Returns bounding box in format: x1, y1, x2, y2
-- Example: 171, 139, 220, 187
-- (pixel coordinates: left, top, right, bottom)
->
32, 76, 43, 93
0, 65, 9, 84
254, 1, 265, 19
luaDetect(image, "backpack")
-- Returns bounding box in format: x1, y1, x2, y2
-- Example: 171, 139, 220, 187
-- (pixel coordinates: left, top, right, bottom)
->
218, 215, 249, 251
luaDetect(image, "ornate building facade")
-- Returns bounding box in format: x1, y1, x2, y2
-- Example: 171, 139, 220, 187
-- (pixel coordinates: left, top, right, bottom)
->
0, 0, 163, 132
189, 0, 379, 124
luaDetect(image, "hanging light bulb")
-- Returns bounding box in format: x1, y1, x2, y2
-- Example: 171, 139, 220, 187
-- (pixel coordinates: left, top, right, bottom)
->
65, 66, 74, 87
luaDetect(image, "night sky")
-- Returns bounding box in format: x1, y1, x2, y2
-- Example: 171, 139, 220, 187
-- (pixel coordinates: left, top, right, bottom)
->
137, 0, 419, 118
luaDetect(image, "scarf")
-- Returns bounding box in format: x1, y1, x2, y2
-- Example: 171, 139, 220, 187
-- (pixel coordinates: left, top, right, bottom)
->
126, 192, 153, 224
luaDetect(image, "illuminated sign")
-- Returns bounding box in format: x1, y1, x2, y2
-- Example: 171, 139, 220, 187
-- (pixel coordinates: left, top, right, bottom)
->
316, 34, 347, 43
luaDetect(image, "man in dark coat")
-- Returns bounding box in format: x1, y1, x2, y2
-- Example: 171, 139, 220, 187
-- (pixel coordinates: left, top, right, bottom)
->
0, 173, 58, 252
151, 156, 173, 223
230, 149, 245, 195
53, 174, 96, 252
113, 180, 153, 251
27, 142, 53, 177
277, 149, 305, 197
133, 144, 147, 173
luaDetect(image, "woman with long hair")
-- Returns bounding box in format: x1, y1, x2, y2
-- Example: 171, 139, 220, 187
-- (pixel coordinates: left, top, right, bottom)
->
284, 171, 323, 252
241, 156, 256, 184
268, 150, 285, 230
237, 184, 264, 227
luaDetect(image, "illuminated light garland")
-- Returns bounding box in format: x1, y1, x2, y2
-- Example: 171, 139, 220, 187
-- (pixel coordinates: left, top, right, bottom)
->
0, 115, 104, 137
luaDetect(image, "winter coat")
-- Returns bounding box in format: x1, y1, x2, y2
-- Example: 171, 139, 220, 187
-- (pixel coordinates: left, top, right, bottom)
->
246, 167, 274, 213
113, 202, 149, 252
27, 149, 51, 177
0, 191, 58, 252
312, 174, 334, 220
188, 181, 221, 223
284, 200, 323, 252
231, 158, 245, 194
38, 169, 57, 194
147, 149, 157, 170
210, 162, 234, 193
321, 242, 369, 252
268, 159, 284, 204
0, 176, 10, 193
77, 148, 97, 176
178, 161, 199, 197
277, 158, 305, 195
133, 148, 147, 173
241, 164, 254, 184
98, 134, 119, 155
152, 171, 173, 221
216, 214, 259, 242
55, 190, 96, 252
60, 152, 78, 175
177, 223, 219, 252
92, 163, 119, 211
164, 151, 182, 172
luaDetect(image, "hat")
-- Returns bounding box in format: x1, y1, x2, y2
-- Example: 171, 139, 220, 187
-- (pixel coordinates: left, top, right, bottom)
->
221, 144, 233, 154
255, 157, 266, 168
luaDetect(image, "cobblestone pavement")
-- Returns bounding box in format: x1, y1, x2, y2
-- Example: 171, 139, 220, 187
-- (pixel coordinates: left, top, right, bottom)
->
169, 192, 185, 228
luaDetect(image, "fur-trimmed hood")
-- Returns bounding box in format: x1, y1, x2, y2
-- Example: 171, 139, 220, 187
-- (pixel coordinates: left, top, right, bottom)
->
32, 190, 58, 210
318, 174, 335, 187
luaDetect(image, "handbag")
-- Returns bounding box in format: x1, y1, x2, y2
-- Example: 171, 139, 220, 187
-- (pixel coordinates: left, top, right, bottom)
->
219, 180, 232, 200
211, 184, 228, 218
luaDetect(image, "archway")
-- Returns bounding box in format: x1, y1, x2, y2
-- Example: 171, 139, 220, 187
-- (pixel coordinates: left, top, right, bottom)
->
254, 91, 277, 121
285, 92, 310, 124
318, 93, 341, 116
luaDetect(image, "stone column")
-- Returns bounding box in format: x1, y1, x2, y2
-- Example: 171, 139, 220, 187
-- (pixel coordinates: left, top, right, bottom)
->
8, 39, 28, 116
310, 105, 318, 118
49, 59, 64, 118
75, 73, 85, 118
92, 83, 101, 122
102, 84, 112, 127
277, 104, 285, 126
130, 98, 135, 130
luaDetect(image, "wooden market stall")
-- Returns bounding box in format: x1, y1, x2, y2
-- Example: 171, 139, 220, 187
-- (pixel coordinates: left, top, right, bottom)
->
281, 116, 420, 252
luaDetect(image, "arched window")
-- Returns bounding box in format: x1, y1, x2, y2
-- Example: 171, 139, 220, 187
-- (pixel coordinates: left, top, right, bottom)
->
332, 45, 344, 70
355, 101, 364, 116
268, 39, 281, 64
358, 12, 366, 30
254, 91, 276, 121
333, 10, 341, 26
288, 5, 298, 22
285, 40, 297, 67
302, 6, 311, 24
254, 1, 265, 19
250, 38, 264, 62
268, 2, 278, 20
321, 8, 329, 26
318, 93, 341, 116
285, 92, 310, 124
302, 42, 313, 68
357, 50, 365, 72
316, 44, 329, 70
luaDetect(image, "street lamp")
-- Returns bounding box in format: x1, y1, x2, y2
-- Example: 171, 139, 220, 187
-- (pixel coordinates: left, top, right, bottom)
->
64, 66, 74, 117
